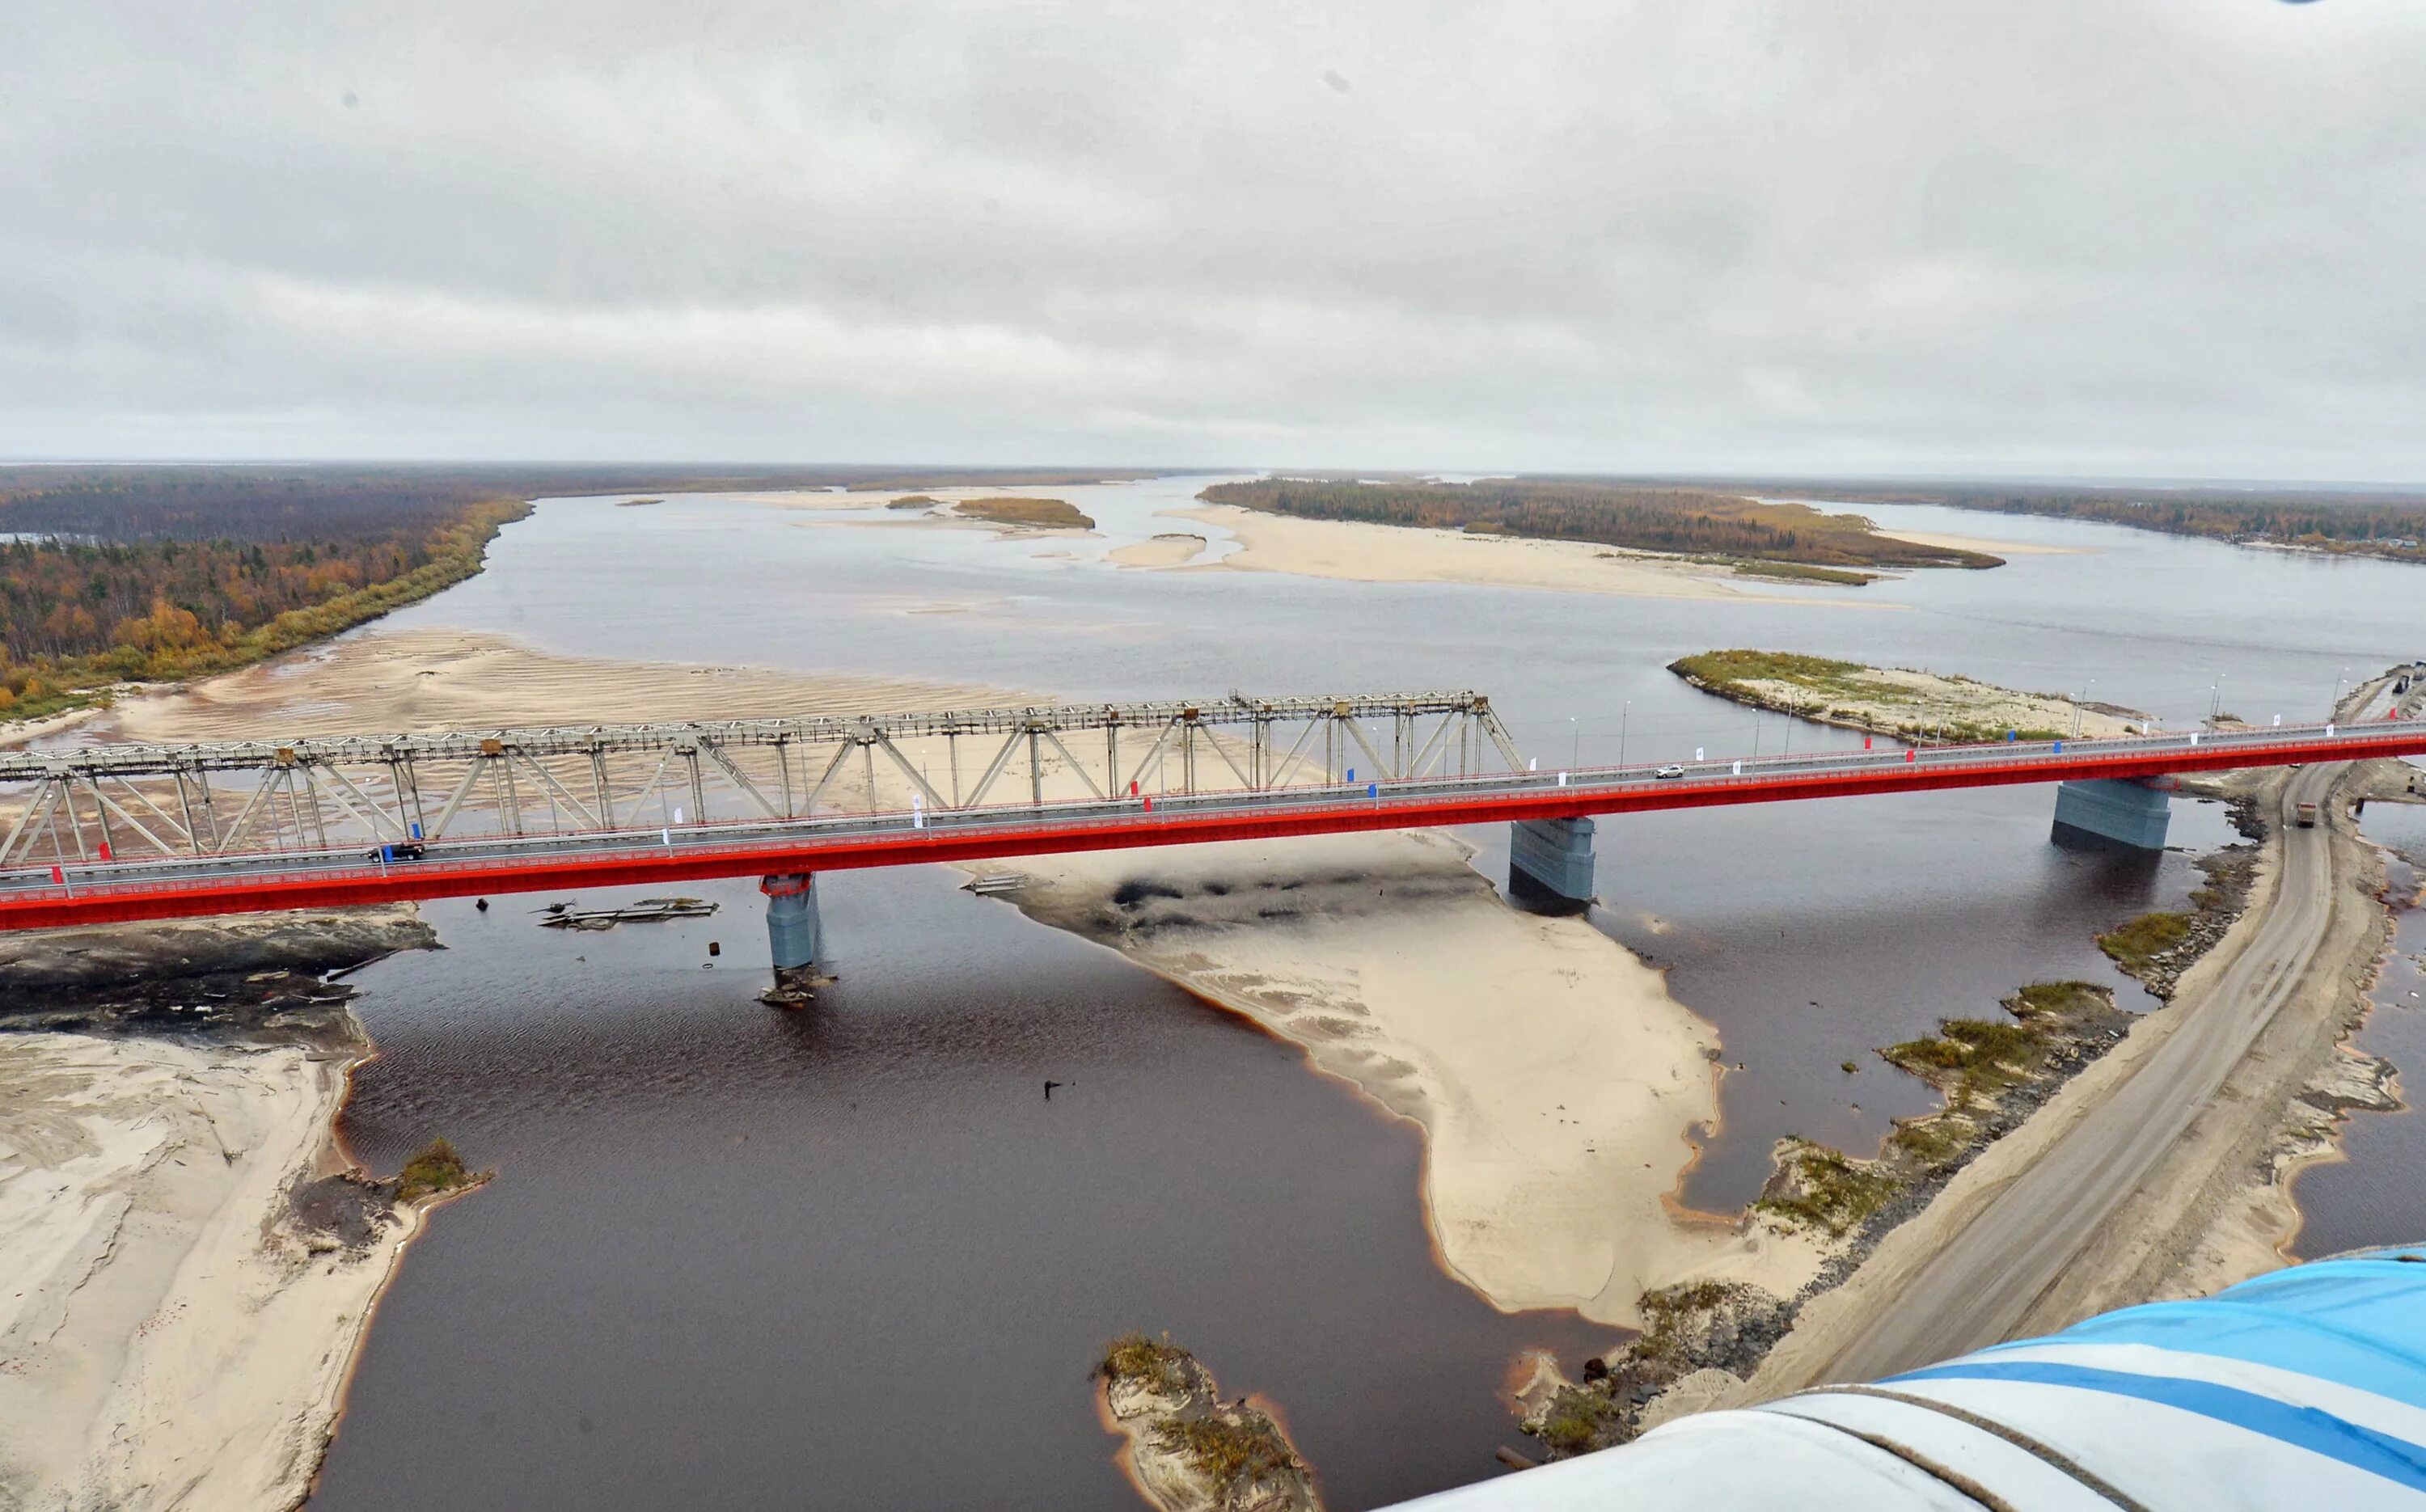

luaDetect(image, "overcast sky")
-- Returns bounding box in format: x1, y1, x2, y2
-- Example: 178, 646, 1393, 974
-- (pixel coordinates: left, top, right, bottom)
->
3, 1, 2420, 479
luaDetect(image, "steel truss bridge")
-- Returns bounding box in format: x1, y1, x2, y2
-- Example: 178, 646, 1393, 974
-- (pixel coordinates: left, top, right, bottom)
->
4, 690, 2424, 932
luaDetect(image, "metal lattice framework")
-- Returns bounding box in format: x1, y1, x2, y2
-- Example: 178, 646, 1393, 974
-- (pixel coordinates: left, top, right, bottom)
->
0, 691, 1522, 869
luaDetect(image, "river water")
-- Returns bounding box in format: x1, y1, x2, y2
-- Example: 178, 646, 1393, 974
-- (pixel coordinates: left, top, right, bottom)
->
307, 482, 2424, 1510
2289, 792, 2426, 1261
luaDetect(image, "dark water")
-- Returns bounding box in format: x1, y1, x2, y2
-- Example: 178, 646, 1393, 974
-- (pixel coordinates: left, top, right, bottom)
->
307, 484, 2424, 1509
2288, 795, 2426, 1260
319, 869, 1602, 1510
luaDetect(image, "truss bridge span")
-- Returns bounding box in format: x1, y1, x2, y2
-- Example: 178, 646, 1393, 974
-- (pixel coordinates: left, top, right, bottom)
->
7, 689, 2422, 998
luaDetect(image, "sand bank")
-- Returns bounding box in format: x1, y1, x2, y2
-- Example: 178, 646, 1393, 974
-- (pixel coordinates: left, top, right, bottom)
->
1672, 652, 2147, 744
0, 1030, 412, 1511
90, 627, 1014, 745
1109, 534, 1209, 568
980, 830, 1823, 1328
1878, 529, 2088, 557
1171, 505, 1889, 608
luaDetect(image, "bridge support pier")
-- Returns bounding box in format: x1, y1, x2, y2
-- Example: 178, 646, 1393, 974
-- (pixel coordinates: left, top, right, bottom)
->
760, 873, 822, 1005
2052, 778, 2172, 851
1509, 816, 1595, 913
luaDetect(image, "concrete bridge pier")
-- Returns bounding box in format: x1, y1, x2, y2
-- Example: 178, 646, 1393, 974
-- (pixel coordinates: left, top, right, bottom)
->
760, 872, 822, 1004
2052, 778, 2173, 850
1509, 816, 1595, 913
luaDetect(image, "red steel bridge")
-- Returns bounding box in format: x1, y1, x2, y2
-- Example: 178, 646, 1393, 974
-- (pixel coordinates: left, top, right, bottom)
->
6, 690, 2423, 990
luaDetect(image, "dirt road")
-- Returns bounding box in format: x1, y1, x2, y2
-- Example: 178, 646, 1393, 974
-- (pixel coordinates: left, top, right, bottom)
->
1815, 695, 2385, 1383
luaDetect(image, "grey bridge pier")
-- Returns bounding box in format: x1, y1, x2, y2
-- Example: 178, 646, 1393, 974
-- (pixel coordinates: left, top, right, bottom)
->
760, 872, 822, 1003
1508, 815, 1597, 912
2051, 777, 2174, 851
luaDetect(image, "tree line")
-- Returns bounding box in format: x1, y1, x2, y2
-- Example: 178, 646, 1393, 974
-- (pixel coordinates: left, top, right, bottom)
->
1197, 479, 2003, 570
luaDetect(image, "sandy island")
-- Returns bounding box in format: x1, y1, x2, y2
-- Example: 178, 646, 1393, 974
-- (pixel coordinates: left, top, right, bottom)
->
1169, 505, 1898, 608
978, 830, 1824, 1327
1109, 534, 1209, 569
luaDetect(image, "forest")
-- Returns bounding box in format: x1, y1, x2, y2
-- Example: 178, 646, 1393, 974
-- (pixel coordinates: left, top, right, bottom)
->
1197, 478, 2004, 571
1649, 478, 2426, 564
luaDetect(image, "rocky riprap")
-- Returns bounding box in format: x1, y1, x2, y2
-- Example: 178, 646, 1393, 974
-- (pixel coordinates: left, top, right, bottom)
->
1518, 1282, 1794, 1457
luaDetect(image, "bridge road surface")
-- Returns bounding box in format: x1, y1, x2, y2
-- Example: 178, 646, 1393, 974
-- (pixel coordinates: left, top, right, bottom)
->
1815, 700, 2395, 1384
6, 716, 2426, 929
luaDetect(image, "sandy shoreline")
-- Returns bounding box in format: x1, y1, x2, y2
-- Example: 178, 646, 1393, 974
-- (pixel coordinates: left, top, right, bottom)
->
977, 830, 1823, 1327
84, 626, 1016, 746
0, 1028, 416, 1511
1169, 505, 1897, 608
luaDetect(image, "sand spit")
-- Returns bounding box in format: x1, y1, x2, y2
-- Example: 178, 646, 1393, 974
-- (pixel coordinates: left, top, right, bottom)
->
979, 830, 1823, 1328
1170, 505, 1891, 609
1110, 534, 1210, 568
87, 627, 1016, 746
0, 1030, 413, 1512
1876, 529, 2087, 557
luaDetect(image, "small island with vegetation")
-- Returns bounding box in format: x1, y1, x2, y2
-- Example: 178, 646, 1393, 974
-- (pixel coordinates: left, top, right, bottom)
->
1197, 477, 2001, 577
1096, 1333, 1319, 1512
1670, 648, 2149, 744
954, 496, 1097, 530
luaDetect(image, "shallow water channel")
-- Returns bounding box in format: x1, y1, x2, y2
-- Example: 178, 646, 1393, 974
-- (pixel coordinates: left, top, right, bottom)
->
308, 483, 2425, 1509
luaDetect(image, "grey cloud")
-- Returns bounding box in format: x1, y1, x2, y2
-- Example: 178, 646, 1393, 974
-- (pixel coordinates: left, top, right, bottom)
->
2, 0, 2422, 477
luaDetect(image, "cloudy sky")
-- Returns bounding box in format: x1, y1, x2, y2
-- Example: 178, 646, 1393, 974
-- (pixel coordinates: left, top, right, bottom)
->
3, 1, 2420, 478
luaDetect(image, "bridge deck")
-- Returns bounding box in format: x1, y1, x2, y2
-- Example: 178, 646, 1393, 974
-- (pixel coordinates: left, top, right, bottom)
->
7, 717, 2422, 930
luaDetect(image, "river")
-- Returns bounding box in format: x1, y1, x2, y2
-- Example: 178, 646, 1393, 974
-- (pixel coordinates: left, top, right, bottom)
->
306, 481, 2423, 1509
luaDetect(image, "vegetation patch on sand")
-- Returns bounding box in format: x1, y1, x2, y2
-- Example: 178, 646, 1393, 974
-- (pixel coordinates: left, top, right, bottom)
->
393, 1136, 492, 1204
1716, 559, 1879, 585
954, 496, 1097, 530
886, 494, 940, 510
1096, 1333, 1319, 1512
1670, 648, 2149, 744
1199, 478, 2001, 572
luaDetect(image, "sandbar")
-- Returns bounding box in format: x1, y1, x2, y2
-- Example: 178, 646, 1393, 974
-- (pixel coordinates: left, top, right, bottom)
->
91, 627, 1015, 745
1173, 505, 1892, 608
1108, 534, 1209, 569
1877, 528, 2089, 556
979, 830, 1823, 1327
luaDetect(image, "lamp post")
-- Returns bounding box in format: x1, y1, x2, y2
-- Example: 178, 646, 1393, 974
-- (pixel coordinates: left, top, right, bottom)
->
1620, 700, 1631, 768
2074, 678, 2094, 738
